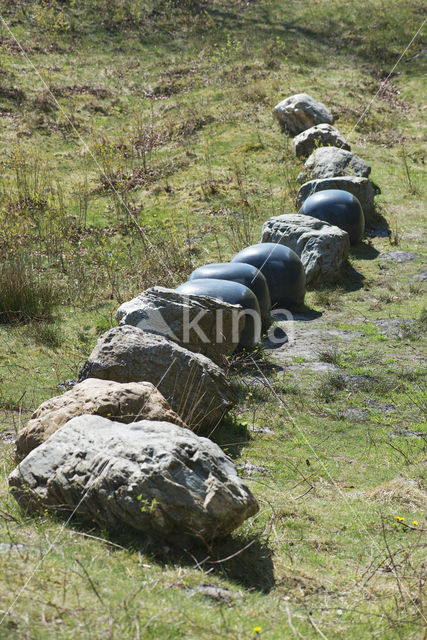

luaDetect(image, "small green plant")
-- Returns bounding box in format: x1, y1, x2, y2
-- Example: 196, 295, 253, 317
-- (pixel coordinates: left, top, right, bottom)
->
25, 320, 63, 348
0, 44, 11, 76
32, 0, 71, 34
212, 32, 242, 62
316, 373, 346, 401
264, 35, 287, 69
317, 347, 341, 365
399, 144, 419, 195
136, 495, 159, 513
388, 223, 401, 246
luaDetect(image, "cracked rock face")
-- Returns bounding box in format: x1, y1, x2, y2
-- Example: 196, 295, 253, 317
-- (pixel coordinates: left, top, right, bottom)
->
297, 147, 371, 183
116, 286, 244, 365
292, 124, 350, 158
15, 378, 186, 459
9, 416, 259, 540
261, 214, 349, 285
78, 326, 234, 432
273, 93, 333, 135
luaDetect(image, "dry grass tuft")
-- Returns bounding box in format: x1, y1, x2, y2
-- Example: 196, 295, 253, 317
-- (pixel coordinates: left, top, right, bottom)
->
0, 258, 56, 323
367, 478, 426, 510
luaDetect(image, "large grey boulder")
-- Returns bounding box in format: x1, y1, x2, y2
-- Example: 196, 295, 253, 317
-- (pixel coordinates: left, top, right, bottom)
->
15, 378, 186, 459
78, 326, 234, 431
273, 93, 333, 135
260, 214, 349, 285
296, 176, 379, 224
297, 147, 371, 183
292, 124, 350, 158
116, 287, 243, 365
9, 416, 259, 540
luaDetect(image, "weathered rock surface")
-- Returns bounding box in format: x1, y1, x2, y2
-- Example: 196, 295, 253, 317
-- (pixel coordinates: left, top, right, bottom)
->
9, 416, 259, 540
292, 124, 350, 158
260, 214, 349, 285
375, 318, 416, 338
78, 326, 234, 431
273, 93, 333, 135
409, 271, 427, 284
337, 408, 370, 423
190, 584, 235, 603
296, 176, 378, 222
379, 251, 419, 263
15, 378, 185, 459
262, 314, 362, 374
297, 147, 371, 183
116, 286, 243, 365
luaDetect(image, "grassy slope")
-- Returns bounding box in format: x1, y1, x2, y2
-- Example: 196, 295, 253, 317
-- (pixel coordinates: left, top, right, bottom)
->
0, 1, 426, 638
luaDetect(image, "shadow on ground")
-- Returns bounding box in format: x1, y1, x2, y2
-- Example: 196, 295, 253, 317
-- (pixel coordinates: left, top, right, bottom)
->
340, 261, 365, 291
71, 519, 276, 594
272, 307, 323, 322
350, 241, 380, 260
207, 414, 251, 459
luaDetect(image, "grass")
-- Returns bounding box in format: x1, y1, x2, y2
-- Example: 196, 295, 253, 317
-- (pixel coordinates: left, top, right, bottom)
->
0, 257, 56, 323
0, 0, 426, 638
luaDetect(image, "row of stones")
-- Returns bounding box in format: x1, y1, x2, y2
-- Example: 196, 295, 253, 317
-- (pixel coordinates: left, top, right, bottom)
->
263, 92, 384, 284
274, 92, 379, 224
10, 328, 259, 540
10, 276, 267, 541
10, 236, 310, 540
8, 92, 378, 544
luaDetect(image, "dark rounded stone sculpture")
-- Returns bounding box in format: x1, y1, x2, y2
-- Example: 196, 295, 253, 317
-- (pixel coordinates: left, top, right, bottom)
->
231, 243, 305, 309
176, 279, 261, 350
188, 262, 271, 329
299, 189, 364, 245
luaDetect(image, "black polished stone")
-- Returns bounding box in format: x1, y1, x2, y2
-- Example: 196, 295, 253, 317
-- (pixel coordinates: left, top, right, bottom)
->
188, 262, 271, 329
299, 188, 364, 245
176, 278, 261, 349
231, 243, 305, 309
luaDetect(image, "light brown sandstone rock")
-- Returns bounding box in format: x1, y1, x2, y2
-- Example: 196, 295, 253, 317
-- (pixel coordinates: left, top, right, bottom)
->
16, 378, 186, 459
